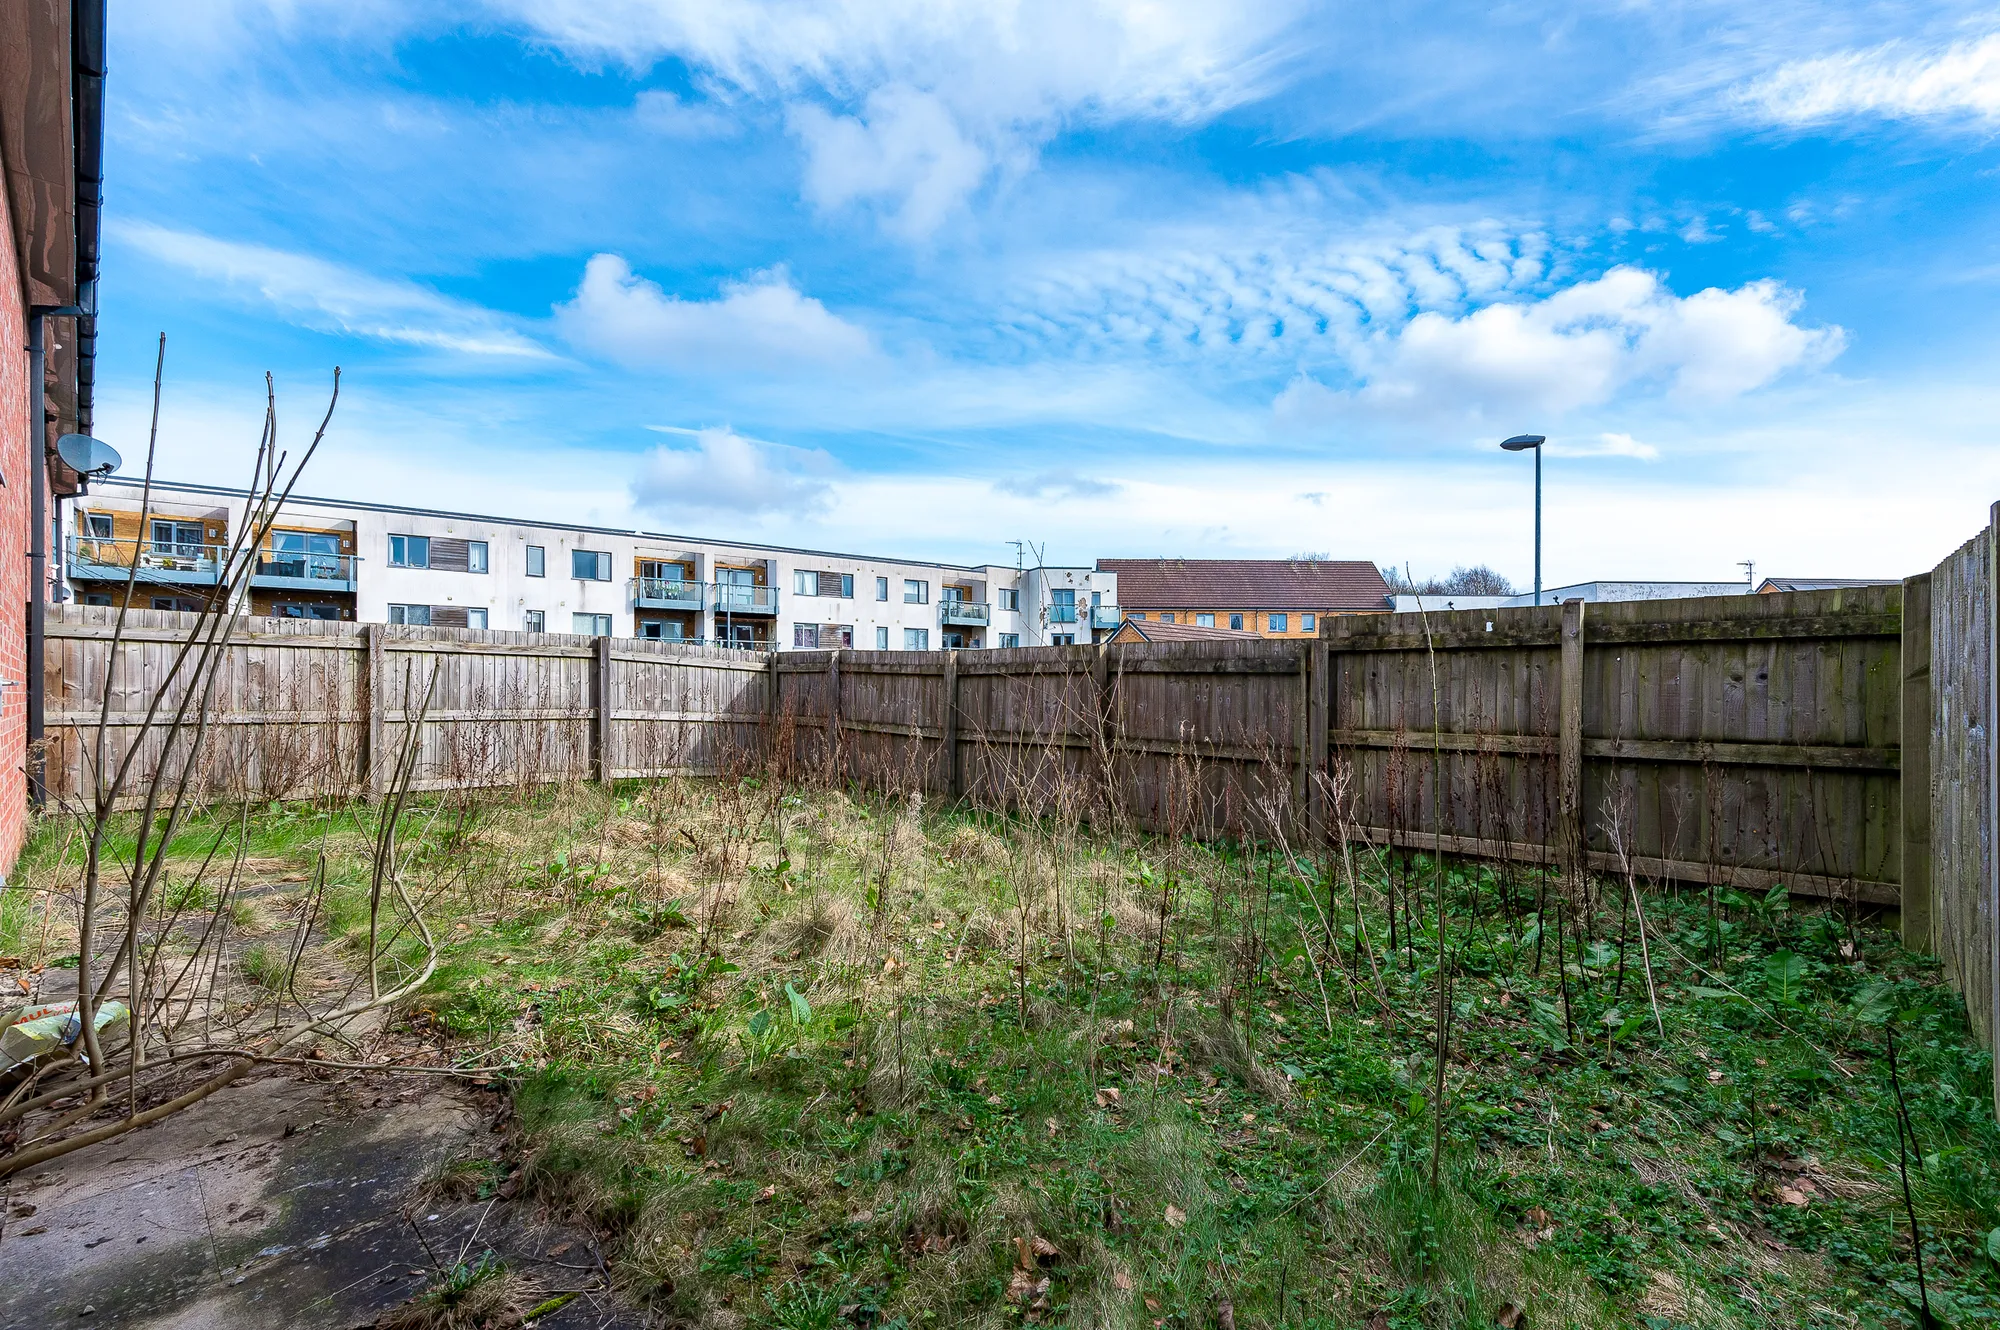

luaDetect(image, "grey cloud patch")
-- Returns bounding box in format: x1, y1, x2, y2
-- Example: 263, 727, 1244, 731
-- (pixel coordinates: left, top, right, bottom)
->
996, 471, 1119, 500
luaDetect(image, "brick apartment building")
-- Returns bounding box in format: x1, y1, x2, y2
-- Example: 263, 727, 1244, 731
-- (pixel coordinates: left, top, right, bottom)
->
1096, 558, 1392, 639
2, 2, 105, 875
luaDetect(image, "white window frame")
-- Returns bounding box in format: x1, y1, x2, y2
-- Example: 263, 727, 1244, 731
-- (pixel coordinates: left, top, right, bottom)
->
1196, 613, 1214, 627
523, 609, 545, 633
388, 534, 429, 569
999, 588, 1018, 611
904, 579, 928, 605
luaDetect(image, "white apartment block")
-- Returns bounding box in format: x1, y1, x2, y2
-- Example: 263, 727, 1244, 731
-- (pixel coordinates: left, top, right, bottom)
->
61, 480, 1122, 651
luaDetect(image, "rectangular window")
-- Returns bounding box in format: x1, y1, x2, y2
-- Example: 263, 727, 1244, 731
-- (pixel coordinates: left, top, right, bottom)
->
1091, 590, 1103, 608
573, 612, 612, 636
467, 541, 488, 574
83, 512, 113, 538
904, 627, 930, 650
151, 520, 206, 559
572, 550, 611, 581
466, 608, 488, 629
1229, 613, 1243, 630
1162, 612, 1175, 624
273, 603, 340, 621
813, 571, 853, 598
794, 570, 815, 596
875, 576, 889, 601
828, 623, 854, 647
524, 609, 545, 633
638, 620, 688, 641
1130, 612, 1146, 620
942, 584, 967, 602
794, 623, 820, 648
526, 544, 545, 577
1052, 634, 1075, 646
1196, 613, 1214, 627
903, 579, 928, 604
152, 595, 203, 612
82, 593, 113, 606
1302, 613, 1316, 632
1268, 613, 1288, 632
389, 535, 429, 568
998, 588, 1018, 611
875, 626, 890, 650
388, 603, 431, 626
998, 633, 1020, 648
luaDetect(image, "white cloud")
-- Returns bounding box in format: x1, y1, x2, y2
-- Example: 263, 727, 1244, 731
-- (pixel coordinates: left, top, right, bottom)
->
631, 426, 838, 517
1549, 432, 1660, 461
115, 221, 555, 359
1734, 33, 2000, 127
790, 87, 992, 238
490, 0, 1305, 235
558, 254, 875, 372
1275, 266, 1843, 428
995, 470, 1119, 500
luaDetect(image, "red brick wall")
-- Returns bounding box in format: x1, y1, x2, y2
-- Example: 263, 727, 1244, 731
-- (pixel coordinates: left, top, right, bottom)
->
0, 180, 35, 875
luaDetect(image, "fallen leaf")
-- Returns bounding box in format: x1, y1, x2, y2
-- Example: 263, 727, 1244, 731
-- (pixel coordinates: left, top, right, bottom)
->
1707, 1069, 1725, 1083
1144, 1297, 1161, 1312
1164, 1205, 1187, 1228
1524, 1207, 1552, 1229
1113, 1271, 1134, 1292
1778, 1187, 1810, 1208
1032, 1235, 1059, 1259
546, 1241, 573, 1258
1495, 1302, 1525, 1328
755, 1185, 777, 1203
1095, 1087, 1122, 1107
1045, 1116, 1060, 1137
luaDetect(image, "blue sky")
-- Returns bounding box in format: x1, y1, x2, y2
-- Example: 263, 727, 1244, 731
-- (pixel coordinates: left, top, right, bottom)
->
96, 1, 2000, 584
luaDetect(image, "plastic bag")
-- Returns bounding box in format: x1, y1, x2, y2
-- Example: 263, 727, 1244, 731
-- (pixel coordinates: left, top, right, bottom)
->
0, 999, 131, 1074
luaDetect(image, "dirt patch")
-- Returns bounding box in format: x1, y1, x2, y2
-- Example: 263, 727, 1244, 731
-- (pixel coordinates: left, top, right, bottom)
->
0, 1071, 637, 1329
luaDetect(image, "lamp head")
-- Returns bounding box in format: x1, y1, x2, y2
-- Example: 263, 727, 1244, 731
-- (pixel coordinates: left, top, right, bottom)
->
1500, 434, 1546, 452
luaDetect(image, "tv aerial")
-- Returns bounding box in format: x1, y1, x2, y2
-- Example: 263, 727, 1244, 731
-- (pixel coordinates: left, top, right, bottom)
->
57, 433, 121, 481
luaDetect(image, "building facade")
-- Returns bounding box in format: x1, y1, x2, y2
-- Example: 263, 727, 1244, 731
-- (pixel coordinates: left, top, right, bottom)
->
5, 1, 105, 874
1097, 558, 1392, 638
66, 481, 1125, 651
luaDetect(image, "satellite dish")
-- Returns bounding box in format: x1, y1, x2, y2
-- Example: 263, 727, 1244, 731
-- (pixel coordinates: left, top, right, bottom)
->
56, 433, 120, 477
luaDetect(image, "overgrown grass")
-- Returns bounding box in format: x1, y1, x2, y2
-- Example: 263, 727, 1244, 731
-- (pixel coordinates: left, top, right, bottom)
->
15, 778, 2000, 1328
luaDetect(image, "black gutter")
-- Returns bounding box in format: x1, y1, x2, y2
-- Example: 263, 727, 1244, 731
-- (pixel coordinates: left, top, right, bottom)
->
71, 0, 105, 433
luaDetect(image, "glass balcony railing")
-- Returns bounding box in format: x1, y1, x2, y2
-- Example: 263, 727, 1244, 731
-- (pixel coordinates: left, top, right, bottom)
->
252, 549, 359, 590
1089, 605, 1122, 629
1047, 603, 1079, 624
710, 582, 779, 614
632, 577, 705, 610
67, 536, 225, 585
939, 600, 990, 626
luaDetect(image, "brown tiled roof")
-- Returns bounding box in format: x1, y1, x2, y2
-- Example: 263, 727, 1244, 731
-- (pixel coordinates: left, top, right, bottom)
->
1107, 618, 1262, 644
1097, 558, 1391, 612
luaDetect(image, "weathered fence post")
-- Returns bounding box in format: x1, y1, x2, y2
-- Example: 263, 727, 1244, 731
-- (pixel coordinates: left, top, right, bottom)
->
593, 634, 613, 785
1308, 634, 1330, 845
826, 648, 842, 775
1902, 572, 1933, 951
1989, 501, 2000, 1086
364, 623, 384, 802
765, 649, 781, 768
943, 649, 961, 800
1558, 598, 1586, 880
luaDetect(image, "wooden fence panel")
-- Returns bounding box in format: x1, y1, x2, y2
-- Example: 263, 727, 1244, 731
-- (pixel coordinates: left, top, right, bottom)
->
1930, 515, 1997, 1099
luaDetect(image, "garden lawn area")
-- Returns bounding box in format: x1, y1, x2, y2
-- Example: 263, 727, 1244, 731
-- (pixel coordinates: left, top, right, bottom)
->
14, 775, 2000, 1329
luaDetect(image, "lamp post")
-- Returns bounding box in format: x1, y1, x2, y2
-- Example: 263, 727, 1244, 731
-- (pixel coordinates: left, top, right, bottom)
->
1500, 434, 1546, 607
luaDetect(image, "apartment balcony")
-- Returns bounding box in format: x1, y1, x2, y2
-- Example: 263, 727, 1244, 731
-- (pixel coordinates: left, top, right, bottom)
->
1047, 603, 1079, 624
67, 536, 223, 587
632, 577, 705, 611
251, 550, 360, 593
1089, 605, 1121, 630
710, 583, 779, 616
939, 600, 990, 627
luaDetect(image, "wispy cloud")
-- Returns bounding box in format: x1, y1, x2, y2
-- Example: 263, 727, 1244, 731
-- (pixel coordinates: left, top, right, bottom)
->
558, 255, 875, 373
1733, 32, 2000, 127
115, 221, 556, 359
995, 470, 1119, 500
492, 0, 1308, 237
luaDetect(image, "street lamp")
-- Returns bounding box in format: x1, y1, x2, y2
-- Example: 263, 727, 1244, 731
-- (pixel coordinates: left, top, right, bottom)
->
1500, 434, 1546, 606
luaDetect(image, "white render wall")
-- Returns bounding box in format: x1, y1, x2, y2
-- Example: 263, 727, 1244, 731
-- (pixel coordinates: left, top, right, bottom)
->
70, 481, 1081, 650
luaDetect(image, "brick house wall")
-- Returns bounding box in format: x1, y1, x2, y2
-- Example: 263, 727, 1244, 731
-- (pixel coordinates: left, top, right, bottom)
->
0, 178, 32, 875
